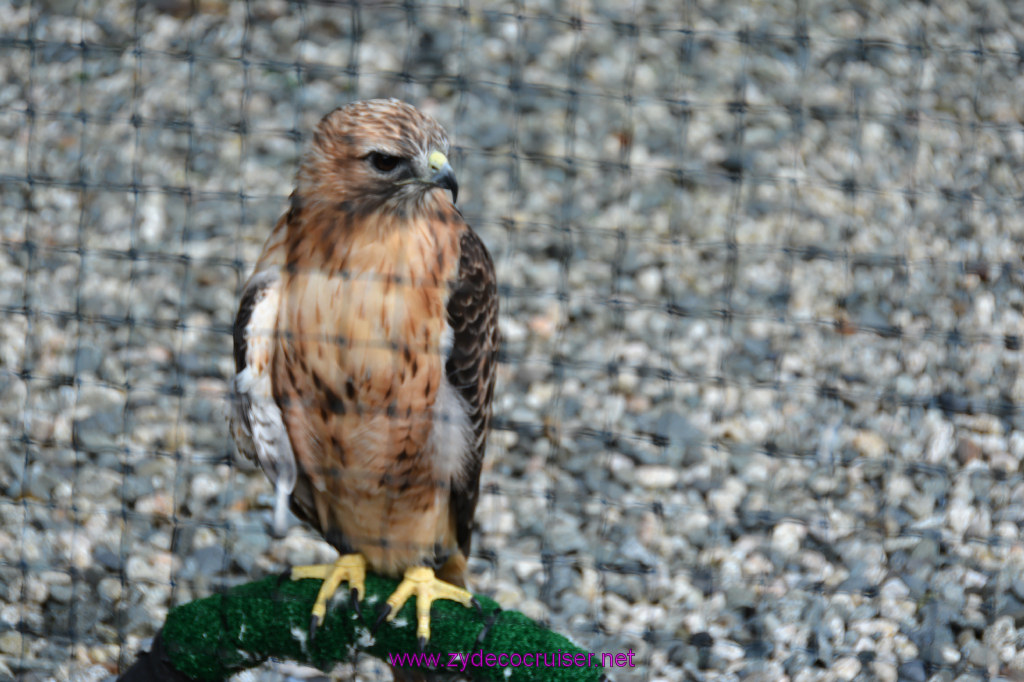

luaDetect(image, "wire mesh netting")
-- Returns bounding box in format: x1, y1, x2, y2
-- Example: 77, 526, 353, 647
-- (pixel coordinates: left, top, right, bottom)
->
3, 0, 1024, 680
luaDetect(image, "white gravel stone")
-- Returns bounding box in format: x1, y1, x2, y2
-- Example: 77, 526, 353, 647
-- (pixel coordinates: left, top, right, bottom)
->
871, 662, 898, 682
712, 639, 745, 662
636, 267, 662, 298
0, 631, 22, 656
832, 656, 861, 681
852, 430, 887, 459
98, 577, 122, 603
634, 465, 680, 489
770, 521, 807, 557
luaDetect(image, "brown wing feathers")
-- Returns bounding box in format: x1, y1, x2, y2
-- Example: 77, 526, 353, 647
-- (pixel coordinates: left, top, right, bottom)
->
446, 229, 499, 557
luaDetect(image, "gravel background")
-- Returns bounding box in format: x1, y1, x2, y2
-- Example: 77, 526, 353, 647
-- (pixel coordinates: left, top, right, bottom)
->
3, 1, 1024, 680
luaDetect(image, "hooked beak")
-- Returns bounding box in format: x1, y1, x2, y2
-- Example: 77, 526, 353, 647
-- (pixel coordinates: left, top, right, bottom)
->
427, 150, 459, 203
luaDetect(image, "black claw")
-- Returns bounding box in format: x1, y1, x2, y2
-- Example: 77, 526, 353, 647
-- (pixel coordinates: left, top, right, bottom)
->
277, 569, 293, 586
470, 597, 483, 615
373, 604, 392, 633
349, 588, 361, 617
475, 607, 502, 646
309, 615, 320, 641
418, 636, 427, 653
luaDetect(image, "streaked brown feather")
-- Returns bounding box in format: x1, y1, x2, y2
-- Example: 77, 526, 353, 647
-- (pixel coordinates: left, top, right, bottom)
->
274, 200, 465, 572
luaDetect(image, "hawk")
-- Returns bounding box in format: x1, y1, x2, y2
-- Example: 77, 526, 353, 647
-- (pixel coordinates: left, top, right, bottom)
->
230, 99, 498, 649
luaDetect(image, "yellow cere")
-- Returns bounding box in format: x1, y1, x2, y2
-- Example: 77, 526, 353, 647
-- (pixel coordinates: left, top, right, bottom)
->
428, 150, 449, 173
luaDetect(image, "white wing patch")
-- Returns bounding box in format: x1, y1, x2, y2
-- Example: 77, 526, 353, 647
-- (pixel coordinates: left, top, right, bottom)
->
428, 324, 474, 486
230, 273, 297, 535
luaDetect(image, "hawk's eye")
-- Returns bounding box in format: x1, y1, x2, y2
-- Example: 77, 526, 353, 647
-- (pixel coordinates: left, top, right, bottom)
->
367, 152, 401, 173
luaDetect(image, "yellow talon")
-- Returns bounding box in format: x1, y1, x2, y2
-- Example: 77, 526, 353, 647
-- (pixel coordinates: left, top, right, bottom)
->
291, 553, 367, 628
384, 566, 475, 643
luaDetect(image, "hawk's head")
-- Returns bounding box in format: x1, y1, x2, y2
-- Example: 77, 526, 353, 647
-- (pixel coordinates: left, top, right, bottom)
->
297, 98, 458, 217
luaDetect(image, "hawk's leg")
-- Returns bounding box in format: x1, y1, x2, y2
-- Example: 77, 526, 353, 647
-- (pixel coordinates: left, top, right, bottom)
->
377, 566, 477, 648
291, 553, 366, 636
